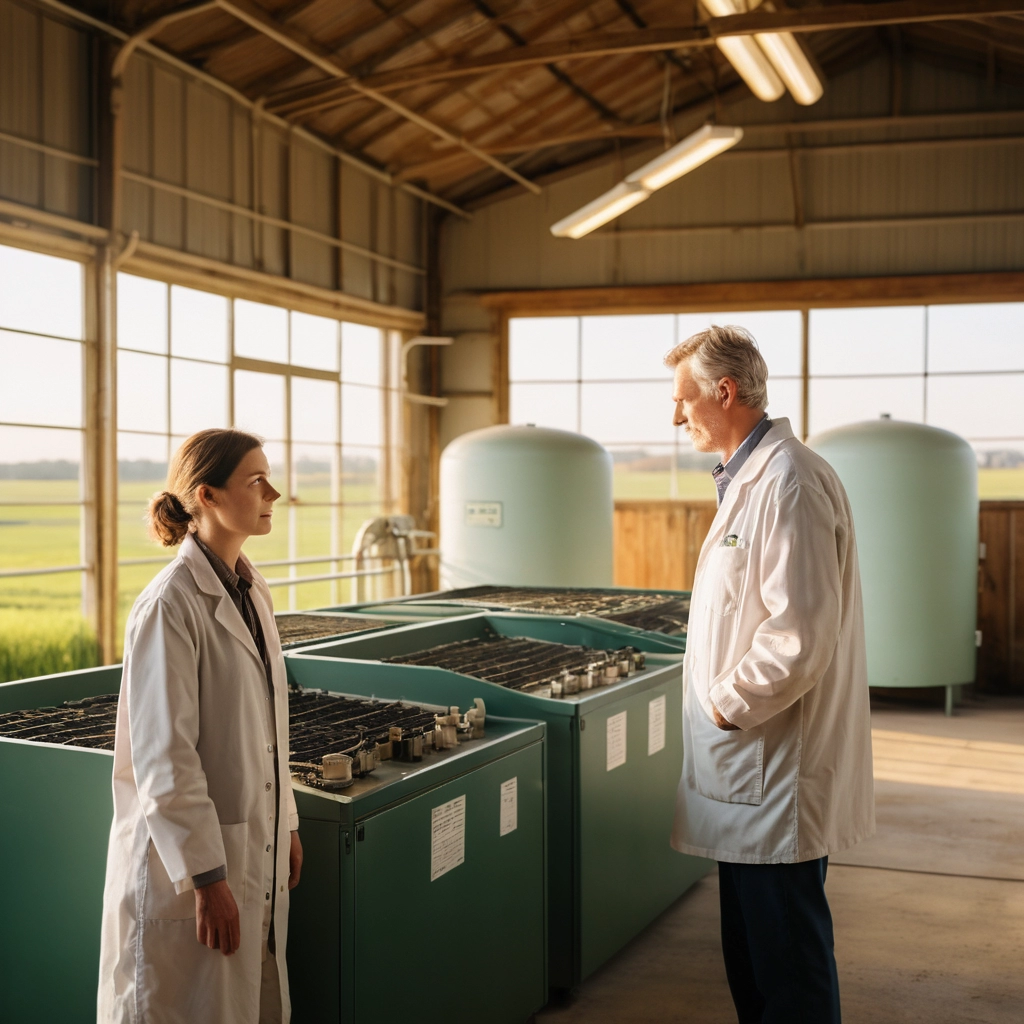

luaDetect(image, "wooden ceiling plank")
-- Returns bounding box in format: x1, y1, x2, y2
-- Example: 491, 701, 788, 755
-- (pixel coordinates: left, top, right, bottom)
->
267, 0, 609, 117
213, 0, 542, 192
285, 0, 1024, 99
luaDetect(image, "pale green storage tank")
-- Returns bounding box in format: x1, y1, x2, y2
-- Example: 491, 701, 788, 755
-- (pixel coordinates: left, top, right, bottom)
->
807, 418, 978, 712
440, 424, 613, 589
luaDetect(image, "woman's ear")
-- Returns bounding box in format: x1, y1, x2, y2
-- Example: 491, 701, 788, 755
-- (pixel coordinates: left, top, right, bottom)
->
195, 484, 217, 509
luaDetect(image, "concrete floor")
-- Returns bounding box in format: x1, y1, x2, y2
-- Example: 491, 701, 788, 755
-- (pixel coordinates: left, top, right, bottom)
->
537, 693, 1024, 1024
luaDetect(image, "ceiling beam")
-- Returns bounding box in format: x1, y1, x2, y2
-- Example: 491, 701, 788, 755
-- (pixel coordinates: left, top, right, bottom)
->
292, 0, 1024, 101
211, 0, 541, 194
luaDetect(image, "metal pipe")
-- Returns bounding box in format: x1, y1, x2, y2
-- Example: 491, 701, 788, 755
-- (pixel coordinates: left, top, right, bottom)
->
0, 564, 90, 579
263, 567, 393, 587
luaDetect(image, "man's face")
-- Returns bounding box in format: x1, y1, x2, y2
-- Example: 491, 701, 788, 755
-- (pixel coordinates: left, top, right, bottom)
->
672, 360, 729, 454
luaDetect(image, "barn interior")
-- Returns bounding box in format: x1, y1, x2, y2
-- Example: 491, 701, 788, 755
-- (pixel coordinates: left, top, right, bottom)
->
1, 1, 1023, 1022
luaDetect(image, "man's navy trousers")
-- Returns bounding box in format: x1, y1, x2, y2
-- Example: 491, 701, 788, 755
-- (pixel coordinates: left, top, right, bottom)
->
718, 856, 842, 1024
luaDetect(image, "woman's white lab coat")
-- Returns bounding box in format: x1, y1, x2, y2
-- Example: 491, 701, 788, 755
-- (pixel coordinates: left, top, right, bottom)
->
671, 418, 875, 864
98, 533, 299, 1023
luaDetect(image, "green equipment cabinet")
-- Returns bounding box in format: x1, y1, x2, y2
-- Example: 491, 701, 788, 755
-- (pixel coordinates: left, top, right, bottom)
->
0, 665, 547, 1024
321, 584, 691, 652
286, 612, 712, 993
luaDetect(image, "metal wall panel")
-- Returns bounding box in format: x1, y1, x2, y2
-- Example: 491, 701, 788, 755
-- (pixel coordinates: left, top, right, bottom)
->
0, 0, 425, 316
0, 0, 91, 220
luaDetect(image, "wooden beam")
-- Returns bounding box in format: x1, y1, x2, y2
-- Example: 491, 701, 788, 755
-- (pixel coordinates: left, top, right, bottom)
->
213, 0, 541, 193
475, 271, 1024, 316
275, 0, 1024, 101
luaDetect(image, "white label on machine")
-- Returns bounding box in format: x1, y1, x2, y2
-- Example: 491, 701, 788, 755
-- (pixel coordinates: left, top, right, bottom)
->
648, 694, 667, 756
499, 777, 518, 836
606, 711, 627, 771
465, 501, 503, 527
430, 795, 466, 881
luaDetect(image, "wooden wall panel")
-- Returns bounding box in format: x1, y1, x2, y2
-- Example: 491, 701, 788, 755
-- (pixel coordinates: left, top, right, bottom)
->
978, 501, 1024, 694
613, 500, 717, 591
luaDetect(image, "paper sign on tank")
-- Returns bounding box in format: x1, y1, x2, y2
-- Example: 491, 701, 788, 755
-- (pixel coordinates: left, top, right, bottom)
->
465, 502, 503, 527
648, 694, 666, 756
499, 778, 517, 836
606, 711, 627, 771
430, 795, 466, 881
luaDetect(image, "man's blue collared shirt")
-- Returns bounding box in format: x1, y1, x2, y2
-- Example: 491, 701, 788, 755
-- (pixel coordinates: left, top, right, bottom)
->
712, 415, 772, 506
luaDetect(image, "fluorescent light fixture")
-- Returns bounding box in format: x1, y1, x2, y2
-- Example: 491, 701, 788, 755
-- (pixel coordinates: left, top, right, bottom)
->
715, 34, 784, 102
702, 0, 822, 106
626, 124, 744, 191
702, 0, 784, 102
753, 32, 823, 105
550, 181, 649, 239
550, 124, 743, 238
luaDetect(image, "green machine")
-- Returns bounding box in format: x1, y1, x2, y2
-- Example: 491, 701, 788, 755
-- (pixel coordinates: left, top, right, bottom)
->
0, 665, 547, 1024
321, 584, 691, 652
285, 612, 712, 993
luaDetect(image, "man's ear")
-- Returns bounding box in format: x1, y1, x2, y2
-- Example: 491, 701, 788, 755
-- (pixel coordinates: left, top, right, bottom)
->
718, 376, 737, 409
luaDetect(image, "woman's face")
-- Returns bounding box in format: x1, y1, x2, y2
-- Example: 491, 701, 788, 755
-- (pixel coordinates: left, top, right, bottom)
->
197, 447, 281, 540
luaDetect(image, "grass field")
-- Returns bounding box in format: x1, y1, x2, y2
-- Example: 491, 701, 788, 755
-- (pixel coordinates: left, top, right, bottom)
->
3, 466, 1023, 683
0, 472, 382, 682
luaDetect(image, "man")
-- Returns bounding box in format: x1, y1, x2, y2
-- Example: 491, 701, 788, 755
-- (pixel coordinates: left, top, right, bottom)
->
667, 325, 874, 1024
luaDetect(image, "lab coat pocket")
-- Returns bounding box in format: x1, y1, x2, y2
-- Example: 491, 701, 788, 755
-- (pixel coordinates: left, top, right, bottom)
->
688, 703, 765, 805
220, 820, 249, 906
143, 841, 196, 920
708, 547, 749, 616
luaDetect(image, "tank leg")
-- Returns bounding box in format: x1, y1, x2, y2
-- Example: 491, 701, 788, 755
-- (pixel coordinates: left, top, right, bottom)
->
945, 685, 954, 717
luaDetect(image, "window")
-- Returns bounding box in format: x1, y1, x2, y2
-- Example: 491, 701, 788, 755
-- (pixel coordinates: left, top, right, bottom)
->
0, 244, 94, 674
116, 277, 388, 638
510, 303, 1024, 501
509, 311, 802, 500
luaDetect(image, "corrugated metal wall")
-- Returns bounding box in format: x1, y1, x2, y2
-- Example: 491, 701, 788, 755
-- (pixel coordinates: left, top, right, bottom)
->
0, 0, 425, 313
438, 52, 1024, 444
0, 0, 93, 222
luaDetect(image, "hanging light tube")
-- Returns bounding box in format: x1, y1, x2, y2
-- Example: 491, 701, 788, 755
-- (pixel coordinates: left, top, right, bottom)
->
549, 181, 649, 239
550, 125, 743, 239
702, 0, 822, 106
625, 124, 744, 191
715, 34, 784, 102
753, 31, 823, 106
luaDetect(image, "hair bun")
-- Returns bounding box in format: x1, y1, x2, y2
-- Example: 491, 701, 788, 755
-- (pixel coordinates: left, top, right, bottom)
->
147, 490, 193, 547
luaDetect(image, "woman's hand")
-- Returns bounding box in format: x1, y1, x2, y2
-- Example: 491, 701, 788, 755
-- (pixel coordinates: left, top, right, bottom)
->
195, 879, 240, 955
289, 830, 303, 889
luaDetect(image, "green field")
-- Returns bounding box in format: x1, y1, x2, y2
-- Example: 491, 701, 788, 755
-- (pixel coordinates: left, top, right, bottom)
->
1, 473, 382, 682
3, 466, 1023, 683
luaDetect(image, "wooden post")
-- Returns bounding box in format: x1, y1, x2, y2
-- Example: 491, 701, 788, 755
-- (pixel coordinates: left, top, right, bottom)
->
93, 39, 122, 664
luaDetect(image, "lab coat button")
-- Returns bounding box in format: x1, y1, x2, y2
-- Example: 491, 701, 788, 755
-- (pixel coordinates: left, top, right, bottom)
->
265, 892, 270, 901
266, 844, 272, 853
265, 782, 272, 791
267, 744, 274, 752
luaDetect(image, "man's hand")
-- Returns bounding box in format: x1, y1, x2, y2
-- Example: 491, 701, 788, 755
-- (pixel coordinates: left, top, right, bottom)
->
712, 703, 740, 731
288, 830, 303, 890
195, 878, 240, 955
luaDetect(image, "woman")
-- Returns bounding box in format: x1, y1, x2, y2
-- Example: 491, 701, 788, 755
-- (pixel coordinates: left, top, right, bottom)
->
98, 429, 303, 1024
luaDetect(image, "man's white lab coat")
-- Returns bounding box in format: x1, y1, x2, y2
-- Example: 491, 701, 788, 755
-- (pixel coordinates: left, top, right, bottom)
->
98, 533, 299, 1023
671, 418, 875, 864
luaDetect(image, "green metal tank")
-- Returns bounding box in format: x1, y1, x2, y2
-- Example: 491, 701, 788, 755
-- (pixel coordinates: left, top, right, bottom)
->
439, 425, 613, 589
807, 417, 979, 713
286, 612, 712, 994
0, 665, 547, 1024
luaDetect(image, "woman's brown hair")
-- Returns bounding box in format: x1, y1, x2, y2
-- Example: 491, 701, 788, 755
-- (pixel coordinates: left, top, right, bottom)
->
147, 429, 263, 546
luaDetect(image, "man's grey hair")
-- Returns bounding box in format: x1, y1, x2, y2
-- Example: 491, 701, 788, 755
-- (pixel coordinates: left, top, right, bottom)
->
664, 324, 769, 411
